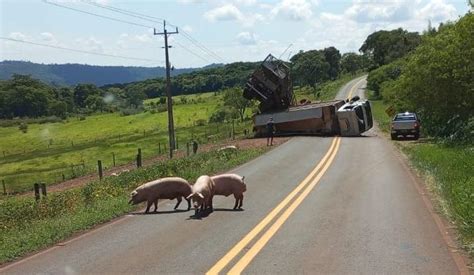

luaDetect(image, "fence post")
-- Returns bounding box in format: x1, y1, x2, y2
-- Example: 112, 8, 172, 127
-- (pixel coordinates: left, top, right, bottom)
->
158, 142, 161, 154
137, 148, 142, 168
2, 151, 5, 158
62, 174, 65, 181
40, 183, 47, 197
34, 183, 40, 201
2, 180, 6, 195
186, 142, 190, 157
98, 160, 103, 180
112, 152, 116, 167
176, 138, 179, 150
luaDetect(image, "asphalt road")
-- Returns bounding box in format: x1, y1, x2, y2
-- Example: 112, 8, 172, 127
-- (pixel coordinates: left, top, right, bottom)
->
2, 77, 466, 274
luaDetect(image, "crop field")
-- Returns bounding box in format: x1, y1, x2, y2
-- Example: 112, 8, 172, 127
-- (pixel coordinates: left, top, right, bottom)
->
0, 92, 252, 194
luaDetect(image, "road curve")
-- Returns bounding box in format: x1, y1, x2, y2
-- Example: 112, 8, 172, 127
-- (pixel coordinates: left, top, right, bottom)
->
2, 77, 466, 274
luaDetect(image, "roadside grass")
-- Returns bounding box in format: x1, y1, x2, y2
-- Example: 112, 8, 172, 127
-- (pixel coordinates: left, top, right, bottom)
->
403, 143, 474, 256
370, 94, 474, 257
0, 92, 252, 193
0, 146, 269, 264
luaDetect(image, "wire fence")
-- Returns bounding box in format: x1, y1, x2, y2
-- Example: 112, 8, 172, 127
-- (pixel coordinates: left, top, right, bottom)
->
0, 120, 251, 196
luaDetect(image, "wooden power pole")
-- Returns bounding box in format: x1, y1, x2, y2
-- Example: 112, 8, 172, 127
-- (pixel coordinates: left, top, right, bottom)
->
154, 21, 178, 158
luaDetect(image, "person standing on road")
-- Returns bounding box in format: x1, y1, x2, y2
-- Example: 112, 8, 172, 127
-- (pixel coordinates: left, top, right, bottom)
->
266, 117, 275, 146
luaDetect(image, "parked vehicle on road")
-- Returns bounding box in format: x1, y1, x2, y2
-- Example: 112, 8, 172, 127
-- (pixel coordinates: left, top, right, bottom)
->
391, 112, 420, 140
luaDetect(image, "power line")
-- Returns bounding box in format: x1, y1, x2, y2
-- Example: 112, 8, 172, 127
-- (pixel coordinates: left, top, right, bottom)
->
0, 37, 161, 62
43, 0, 154, 29
81, 0, 226, 63
173, 40, 211, 63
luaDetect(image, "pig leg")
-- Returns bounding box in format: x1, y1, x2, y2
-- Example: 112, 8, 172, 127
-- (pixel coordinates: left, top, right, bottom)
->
209, 196, 214, 211
186, 198, 191, 211
174, 196, 182, 210
145, 200, 152, 213
238, 194, 244, 209
153, 199, 158, 212
233, 193, 239, 210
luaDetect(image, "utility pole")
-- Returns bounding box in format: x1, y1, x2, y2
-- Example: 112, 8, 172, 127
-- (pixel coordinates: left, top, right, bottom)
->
154, 21, 178, 158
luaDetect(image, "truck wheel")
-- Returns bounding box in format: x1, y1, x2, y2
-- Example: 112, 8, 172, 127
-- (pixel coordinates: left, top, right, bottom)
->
414, 133, 419, 140
391, 134, 397, 140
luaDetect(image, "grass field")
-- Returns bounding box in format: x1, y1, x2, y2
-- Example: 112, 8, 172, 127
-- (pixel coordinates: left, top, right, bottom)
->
0, 147, 269, 264
0, 92, 252, 194
370, 96, 474, 256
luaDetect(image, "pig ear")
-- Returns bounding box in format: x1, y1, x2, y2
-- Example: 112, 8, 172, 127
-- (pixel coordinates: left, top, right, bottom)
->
131, 191, 138, 196
197, 192, 204, 199
186, 193, 193, 200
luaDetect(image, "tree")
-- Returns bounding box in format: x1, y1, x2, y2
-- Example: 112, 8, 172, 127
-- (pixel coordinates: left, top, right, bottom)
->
291, 50, 330, 87
359, 28, 421, 68
322, 47, 341, 79
223, 88, 249, 122
73, 84, 101, 108
382, 13, 474, 139
341, 53, 361, 75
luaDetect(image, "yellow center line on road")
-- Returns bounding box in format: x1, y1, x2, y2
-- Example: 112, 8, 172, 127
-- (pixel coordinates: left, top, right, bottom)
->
206, 137, 340, 275
228, 137, 341, 274
347, 77, 366, 100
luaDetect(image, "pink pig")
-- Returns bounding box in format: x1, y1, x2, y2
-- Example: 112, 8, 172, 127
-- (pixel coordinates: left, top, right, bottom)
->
211, 173, 246, 210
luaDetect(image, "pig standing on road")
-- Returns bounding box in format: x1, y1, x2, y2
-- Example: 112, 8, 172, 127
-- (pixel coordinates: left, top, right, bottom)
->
211, 174, 246, 210
129, 177, 192, 213
187, 175, 215, 216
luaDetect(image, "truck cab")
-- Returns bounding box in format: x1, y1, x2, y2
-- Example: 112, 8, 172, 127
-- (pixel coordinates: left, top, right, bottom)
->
336, 99, 373, 136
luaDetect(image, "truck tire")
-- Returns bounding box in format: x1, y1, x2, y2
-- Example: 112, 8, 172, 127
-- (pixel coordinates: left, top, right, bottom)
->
391, 134, 397, 140
414, 133, 420, 140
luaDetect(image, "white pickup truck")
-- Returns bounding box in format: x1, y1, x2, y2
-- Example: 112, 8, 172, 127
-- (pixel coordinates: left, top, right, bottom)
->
391, 112, 420, 140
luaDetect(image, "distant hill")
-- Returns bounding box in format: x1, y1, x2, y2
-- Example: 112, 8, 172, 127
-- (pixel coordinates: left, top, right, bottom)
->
0, 61, 222, 86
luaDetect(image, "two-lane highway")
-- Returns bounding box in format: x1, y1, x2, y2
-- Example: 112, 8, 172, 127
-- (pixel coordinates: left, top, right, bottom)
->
2, 77, 467, 274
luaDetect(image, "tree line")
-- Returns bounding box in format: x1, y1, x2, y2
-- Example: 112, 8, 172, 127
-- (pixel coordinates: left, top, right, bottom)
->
366, 13, 473, 143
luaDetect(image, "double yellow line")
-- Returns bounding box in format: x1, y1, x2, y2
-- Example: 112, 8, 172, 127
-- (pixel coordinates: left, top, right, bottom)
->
207, 137, 342, 274
347, 77, 366, 100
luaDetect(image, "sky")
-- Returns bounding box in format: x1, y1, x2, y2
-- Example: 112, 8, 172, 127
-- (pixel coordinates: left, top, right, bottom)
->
0, 0, 471, 68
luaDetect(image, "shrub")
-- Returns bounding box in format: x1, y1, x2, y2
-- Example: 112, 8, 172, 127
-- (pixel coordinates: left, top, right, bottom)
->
18, 123, 28, 133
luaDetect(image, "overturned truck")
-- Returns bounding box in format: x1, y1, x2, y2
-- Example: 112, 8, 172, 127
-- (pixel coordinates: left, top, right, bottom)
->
243, 54, 373, 137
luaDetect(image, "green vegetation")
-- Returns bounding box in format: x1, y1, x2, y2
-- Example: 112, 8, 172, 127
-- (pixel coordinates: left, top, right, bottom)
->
367, 13, 473, 143
404, 144, 474, 256
0, 147, 268, 264
0, 92, 251, 194
359, 28, 421, 68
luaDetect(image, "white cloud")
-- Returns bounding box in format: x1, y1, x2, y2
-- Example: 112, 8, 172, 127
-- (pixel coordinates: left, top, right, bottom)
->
416, 0, 458, 23
204, 4, 244, 22
271, 0, 316, 21
40, 32, 57, 43
8, 32, 28, 40
76, 37, 103, 53
236, 32, 257, 45
204, 3, 264, 27
345, 0, 413, 23
182, 25, 193, 33
234, 0, 257, 6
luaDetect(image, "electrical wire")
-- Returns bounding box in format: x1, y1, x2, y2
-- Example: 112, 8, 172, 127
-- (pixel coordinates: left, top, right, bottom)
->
81, 0, 226, 63
0, 37, 161, 62
43, 0, 155, 29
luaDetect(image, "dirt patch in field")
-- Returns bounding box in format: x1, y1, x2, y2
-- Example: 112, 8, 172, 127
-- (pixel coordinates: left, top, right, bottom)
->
14, 137, 289, 197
